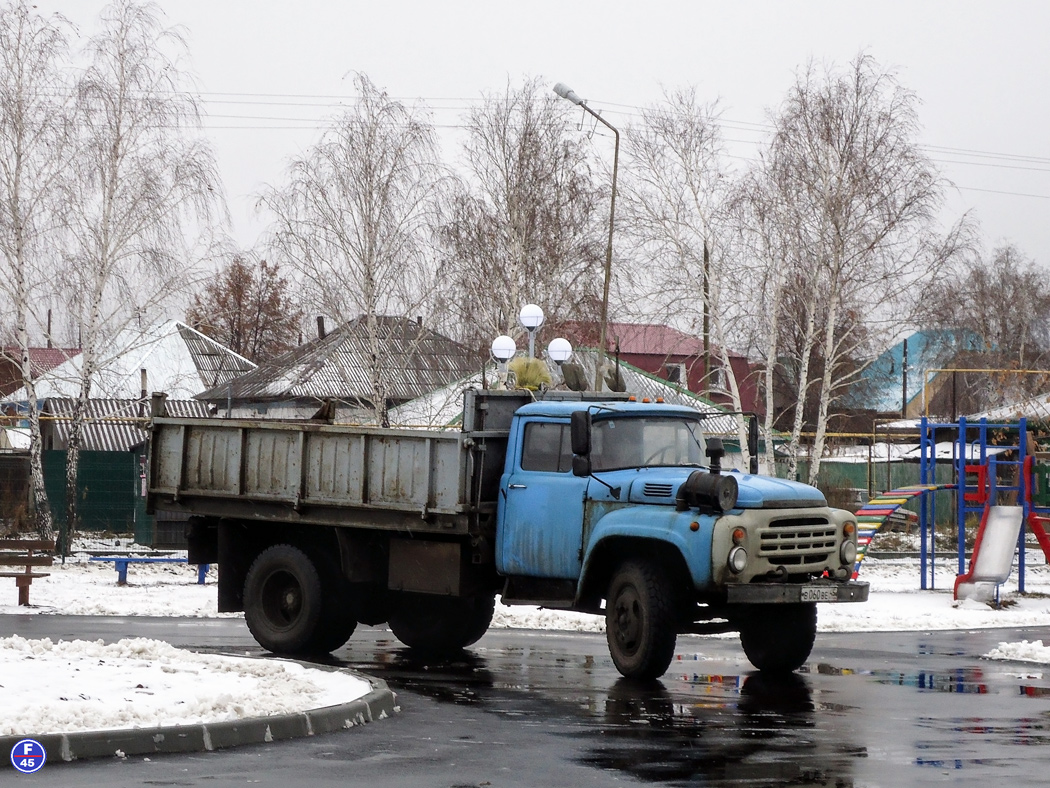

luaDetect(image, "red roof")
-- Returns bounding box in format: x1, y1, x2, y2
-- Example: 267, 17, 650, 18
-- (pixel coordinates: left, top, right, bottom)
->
0, 347, 81, 397
2, 346, 80, 375
557, 322, 743, 360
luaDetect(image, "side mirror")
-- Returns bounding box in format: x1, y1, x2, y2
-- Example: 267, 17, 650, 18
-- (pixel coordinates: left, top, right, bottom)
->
571, 410, 591, 456
572, 454, 592, 478
747, 416, 759, 475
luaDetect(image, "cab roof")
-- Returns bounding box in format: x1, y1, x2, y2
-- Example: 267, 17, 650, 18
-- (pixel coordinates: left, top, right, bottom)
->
514, 399, 704, 420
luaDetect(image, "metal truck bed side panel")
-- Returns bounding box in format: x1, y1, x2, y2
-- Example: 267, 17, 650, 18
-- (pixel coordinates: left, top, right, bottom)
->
151, 418, 470, 515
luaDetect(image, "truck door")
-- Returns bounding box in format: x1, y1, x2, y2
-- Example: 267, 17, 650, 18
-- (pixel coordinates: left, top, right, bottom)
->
497, 419, 588, 579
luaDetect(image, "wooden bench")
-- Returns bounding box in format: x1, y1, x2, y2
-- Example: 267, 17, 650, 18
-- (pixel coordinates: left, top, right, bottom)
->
0, 538, 55, 606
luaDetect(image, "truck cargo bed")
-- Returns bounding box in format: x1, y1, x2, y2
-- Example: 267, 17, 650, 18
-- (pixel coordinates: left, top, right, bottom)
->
148, 416, 476, 528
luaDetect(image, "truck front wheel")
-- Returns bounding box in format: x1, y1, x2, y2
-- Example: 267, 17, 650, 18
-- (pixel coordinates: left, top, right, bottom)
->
244, 545, 324, 654
389, 593, 495, 654
737, 602, 817, 673
605, 560, 678, 679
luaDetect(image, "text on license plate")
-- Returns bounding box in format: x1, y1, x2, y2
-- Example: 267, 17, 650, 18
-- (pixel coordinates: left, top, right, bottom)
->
801, 586, 838, 602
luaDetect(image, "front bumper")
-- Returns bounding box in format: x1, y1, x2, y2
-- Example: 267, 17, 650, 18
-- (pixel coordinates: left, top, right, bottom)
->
726, 580, 869, 605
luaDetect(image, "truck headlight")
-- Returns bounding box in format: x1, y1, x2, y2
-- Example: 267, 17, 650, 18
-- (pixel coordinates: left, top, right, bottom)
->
728, 546, 748, 573
840, 540, 857, 566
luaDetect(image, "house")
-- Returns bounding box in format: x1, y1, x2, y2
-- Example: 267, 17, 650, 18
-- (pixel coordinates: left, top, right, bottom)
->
196, 315, 480, 420
556, 321, 761, 413
849, 330, 983, 420
3, 320, 256, 402
0, 346, 80, 398
0, 321, 253, 542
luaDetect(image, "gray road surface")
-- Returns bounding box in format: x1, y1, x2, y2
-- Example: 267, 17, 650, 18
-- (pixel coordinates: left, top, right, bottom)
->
2, 614, 1050, 787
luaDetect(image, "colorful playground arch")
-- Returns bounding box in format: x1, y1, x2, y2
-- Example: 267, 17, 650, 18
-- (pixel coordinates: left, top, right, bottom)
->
852, 484, 955, 579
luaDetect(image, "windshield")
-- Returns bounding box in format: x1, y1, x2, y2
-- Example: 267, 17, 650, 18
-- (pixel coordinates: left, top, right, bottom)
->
590, 416, 708, 471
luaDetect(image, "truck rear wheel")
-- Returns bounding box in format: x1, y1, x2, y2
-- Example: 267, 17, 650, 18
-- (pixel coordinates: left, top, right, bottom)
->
244, 545, 324, 654
738, 602, 817, 673
605, 560, 678, 679
389, 593, 495, 654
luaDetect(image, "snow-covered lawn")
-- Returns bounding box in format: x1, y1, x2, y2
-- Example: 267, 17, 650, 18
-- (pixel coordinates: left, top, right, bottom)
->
4, 541, 1049, 636
1, 538, 1049, 740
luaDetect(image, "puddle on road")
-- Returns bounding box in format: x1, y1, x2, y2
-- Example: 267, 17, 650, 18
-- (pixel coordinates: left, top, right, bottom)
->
578, 674, 864, 786
873, 667, 990, 694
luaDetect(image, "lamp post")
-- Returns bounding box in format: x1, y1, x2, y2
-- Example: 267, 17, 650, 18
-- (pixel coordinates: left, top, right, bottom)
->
553, 82, 619, 392
518, 303, 545, 358
490, 334, 516, 390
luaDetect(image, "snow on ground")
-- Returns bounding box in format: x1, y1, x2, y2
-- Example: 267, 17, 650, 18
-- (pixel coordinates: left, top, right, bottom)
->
984, 639, 1050, 664
1, 538, 1050, 739
0, 635, 370, 737
5, 541, 1049, 638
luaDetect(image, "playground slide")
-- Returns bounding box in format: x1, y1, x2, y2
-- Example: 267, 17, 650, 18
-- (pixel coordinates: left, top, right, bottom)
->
954, 505, 1024, 601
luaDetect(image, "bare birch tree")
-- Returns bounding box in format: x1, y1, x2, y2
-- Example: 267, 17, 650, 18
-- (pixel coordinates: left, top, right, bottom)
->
927, 243, 1050, 367
748, 55, 963, 482
60, 0, 223, 538
434, 77, 604, 355
0, 1, 73, 537
262, 73, 445, 426
617, 88, 759, 465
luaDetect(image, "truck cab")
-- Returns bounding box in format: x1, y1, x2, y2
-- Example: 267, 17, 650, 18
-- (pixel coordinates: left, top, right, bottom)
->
496, 398, 866, 678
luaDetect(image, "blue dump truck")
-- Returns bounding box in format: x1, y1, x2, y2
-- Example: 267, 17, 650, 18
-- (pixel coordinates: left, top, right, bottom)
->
147, 390, 867, 679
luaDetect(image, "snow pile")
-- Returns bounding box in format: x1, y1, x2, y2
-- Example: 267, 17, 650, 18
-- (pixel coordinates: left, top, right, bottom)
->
983, 639, 1050, 665
0, 635, 370, 736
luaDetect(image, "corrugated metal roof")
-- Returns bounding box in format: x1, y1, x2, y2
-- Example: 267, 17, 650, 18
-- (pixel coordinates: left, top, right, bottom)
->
176, 324, 256, 389
41, 398, 211, 452
389, 349, 743, 435
197, 316, 479, 405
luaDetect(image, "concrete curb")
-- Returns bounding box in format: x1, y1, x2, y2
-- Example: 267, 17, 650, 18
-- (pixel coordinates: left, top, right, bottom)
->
0, 670, 398, 763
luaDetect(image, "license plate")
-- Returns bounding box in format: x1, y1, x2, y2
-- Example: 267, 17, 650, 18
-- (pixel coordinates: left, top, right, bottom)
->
801, 586, 838, 602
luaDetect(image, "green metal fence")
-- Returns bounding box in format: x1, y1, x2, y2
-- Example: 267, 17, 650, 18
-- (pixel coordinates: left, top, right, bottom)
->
43, 450, 148, 536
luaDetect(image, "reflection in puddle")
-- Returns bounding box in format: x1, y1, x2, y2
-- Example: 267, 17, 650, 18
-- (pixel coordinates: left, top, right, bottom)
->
1020, 684, 1050, 697
917, 715, 1050, 747
579, 674, 862, 786
874, 668, 988, 694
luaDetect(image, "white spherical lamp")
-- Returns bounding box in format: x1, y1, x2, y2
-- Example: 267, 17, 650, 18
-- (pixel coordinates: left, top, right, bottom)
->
490, 335, 516, 362
518, 304, 545, 330
547, 337, 573, 363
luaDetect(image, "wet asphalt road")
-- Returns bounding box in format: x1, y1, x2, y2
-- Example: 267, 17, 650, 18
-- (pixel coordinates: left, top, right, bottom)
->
3, 614, 1050, 787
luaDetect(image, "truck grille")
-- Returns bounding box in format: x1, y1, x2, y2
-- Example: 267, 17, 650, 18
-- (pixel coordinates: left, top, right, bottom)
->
642, 483, 674, 498
758, 516, 836, 565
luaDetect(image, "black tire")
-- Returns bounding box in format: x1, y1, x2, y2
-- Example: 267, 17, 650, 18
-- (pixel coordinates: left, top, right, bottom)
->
303, 554, 358, 654
605, 560, 678, 680
244, 544, 324, 654
461, 593, 496, 647
738, 602, 817, 674
307, 615, 358, 654
389, 593, 496, 654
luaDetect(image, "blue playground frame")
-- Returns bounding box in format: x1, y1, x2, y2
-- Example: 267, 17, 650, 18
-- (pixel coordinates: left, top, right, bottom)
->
918, 416, 1033, 592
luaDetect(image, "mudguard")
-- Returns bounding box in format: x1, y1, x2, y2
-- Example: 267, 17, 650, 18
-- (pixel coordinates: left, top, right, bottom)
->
579, 504, 719, 595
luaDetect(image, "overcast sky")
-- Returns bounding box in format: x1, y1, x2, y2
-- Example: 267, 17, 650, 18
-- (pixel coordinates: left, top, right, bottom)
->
38, 0, 1050, 265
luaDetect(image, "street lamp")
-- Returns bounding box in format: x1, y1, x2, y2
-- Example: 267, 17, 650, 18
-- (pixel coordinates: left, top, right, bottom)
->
491, 334, 516, 390
546, 337, 573, 363
518, 303, 545, 358
553, 81, 619, 392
